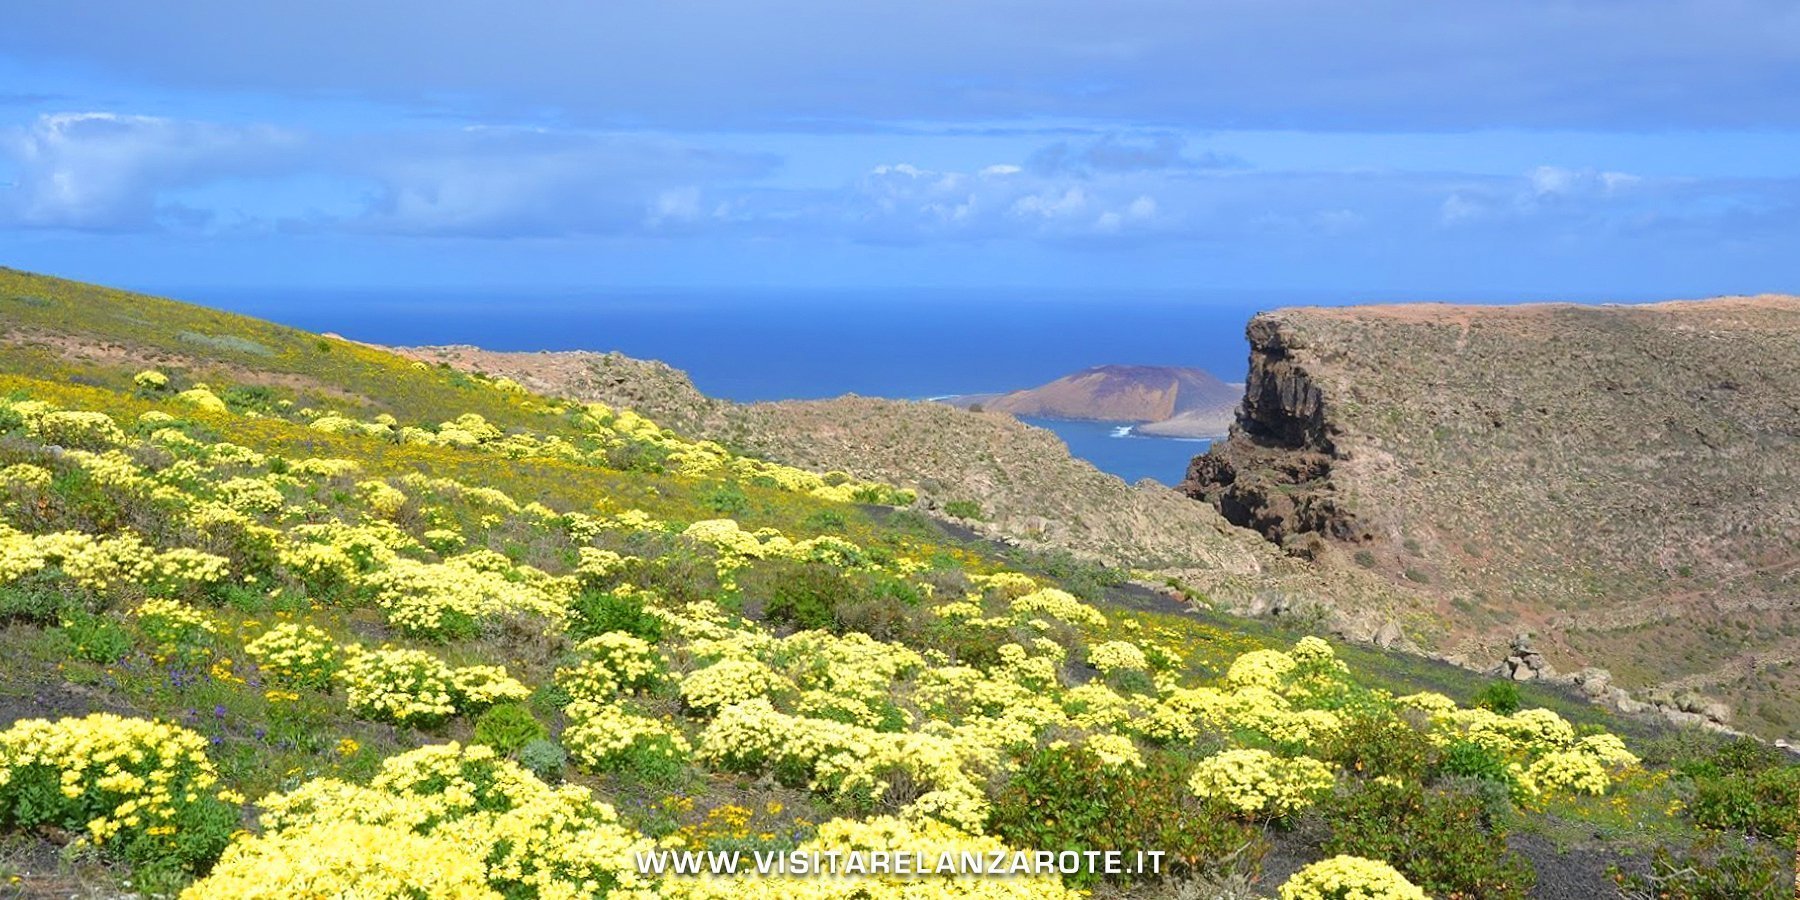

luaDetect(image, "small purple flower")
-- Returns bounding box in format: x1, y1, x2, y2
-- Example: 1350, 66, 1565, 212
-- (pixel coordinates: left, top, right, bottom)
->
214, 704, 227, 719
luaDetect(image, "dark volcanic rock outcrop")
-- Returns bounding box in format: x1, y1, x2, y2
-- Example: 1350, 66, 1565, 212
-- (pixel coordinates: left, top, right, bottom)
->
1185, 297, 1800, 741
1181, 315, 1364, 548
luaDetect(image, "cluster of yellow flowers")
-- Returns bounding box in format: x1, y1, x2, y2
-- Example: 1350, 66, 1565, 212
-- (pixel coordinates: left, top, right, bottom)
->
1087, 640, 1149, 675
679, 519, 875, 587
356, 479, 409, 518
0, 527, 234, 602
361, 552, 571, 637
133, 369, 170, 390
27, 409, 128, 450
1277, 855, 1427, 900
661, 815, 1079, 900
679, 658, 791, 714
132, 598, 219, 660
1429, 704, 1638, 796
244, 623, 340, 689
175, 384, 228, 413
1008, 587, 1108, 628
1187, 748, 1337, 817
187, 743, 654, 898
697, 697, 988, 831
0, 714, 237, 860
0, 462, 53, 490
338, 647, 529, 727
285, 392, 915, 506
215, 475, 287, 515
563, 700, 691, 774
557, 632, 666, 701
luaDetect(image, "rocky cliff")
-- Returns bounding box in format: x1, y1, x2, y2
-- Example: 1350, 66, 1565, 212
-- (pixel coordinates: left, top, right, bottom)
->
1184, 297, 1800, 740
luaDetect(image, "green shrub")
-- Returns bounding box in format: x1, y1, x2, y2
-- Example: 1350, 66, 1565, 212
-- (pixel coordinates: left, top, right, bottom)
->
59, 609, 133, 663
1324, 779, 1534, 900
0, 569, 95, 623
616, 552, 718, 606
703, 482, 750, 515
1473, 681, 1521, 714
1439, 738, 1516, 788
570, 587, 664, 643
800, 509, 847, 532
989, 745, 1268, 887
1671, 736, 1785, 779
943, 500, 985, 521
1612, 836, 1792, 899
1687, 765, 1800, 839
761, 561, 853, 631
472, 703, 549, 754
1322, 712, 1440, 782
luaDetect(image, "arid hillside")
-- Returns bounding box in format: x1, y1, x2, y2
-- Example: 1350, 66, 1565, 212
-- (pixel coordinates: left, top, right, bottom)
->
1183, 297, 1800, 739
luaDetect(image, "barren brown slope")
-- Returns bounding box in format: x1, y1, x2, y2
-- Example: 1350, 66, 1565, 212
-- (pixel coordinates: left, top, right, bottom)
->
1183, 296, 1800, 739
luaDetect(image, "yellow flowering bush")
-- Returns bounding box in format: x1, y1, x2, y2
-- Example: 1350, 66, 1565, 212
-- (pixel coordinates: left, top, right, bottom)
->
1278, 855, 1427, 900
340, 647, 458, 727
1521, 749, 1612, 796
339, 649, 526, 727
175, 385, 228, 413
28, 410, 127, 450
1084, 732, 1145, 769
1572, 732, 1640, 768
446, 664, 533, 708
696, 698, 986, 830
557, 632, 666, 701
187, 743, 653, 898
1088, 640, 1149, 675
245, 623, 340, 690
0, 714, 238, 871
680, 658, 790, 714
216, 475, 286, 514
1226, 648, 1298, 690
184, 821, 498, 899
1, 462, 53, 490
145, 547, 233, 598
356, 479, 409, 518
133, 598, 218, 663
661, 814, 1078, 899
363, 556, 567, 639
563, 700, 691, 777
1188, 749, 1336, 817
1009, 587, 1107, 628
133, 369, 170, 390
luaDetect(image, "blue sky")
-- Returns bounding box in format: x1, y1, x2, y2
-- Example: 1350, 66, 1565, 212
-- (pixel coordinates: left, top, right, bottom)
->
1, 0, 1797, 297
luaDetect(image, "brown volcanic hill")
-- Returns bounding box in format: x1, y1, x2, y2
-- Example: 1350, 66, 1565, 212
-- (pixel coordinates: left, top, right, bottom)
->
955, 365, 1238, 437
1182, 296, 1800, 739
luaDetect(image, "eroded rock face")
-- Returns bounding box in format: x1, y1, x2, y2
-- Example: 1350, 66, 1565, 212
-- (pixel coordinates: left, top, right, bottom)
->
1181, 314, 1364, 545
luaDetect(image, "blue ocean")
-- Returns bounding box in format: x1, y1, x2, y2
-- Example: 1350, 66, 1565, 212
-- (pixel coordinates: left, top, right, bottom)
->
177, 287, 1332, 484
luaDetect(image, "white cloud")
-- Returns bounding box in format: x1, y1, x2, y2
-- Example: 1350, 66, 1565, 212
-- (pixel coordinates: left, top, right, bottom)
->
0, 112, 303, 230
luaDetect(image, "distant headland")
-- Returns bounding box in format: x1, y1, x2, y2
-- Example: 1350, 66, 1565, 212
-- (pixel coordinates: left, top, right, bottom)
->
939, 364, 1240, 438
